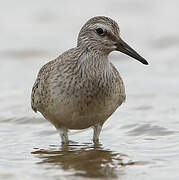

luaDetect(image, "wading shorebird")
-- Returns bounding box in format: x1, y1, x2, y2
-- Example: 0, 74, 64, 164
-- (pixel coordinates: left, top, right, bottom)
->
31, 16, 148, 144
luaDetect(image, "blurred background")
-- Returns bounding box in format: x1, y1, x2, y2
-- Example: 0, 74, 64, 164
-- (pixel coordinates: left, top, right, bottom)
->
0, 0, 179, 180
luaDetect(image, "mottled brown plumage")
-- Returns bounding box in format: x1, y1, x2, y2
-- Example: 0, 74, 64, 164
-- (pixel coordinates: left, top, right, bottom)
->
31, 16, 148, 143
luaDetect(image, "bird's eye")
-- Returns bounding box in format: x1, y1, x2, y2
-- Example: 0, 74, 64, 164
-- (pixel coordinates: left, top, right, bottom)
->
96, 28, 106, 36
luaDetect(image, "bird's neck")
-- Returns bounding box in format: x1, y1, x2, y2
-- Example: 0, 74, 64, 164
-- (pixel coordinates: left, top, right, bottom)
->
76, 46, 113, 78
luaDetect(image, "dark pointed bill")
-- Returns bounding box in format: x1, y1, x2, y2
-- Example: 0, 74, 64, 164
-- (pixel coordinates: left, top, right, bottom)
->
116, 38, 148, 65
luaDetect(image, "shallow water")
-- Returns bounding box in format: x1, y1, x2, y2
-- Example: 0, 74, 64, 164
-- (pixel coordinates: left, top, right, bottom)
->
0, 0, 179, 179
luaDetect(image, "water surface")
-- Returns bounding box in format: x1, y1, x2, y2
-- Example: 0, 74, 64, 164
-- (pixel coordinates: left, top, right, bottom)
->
0, 0, 179, 179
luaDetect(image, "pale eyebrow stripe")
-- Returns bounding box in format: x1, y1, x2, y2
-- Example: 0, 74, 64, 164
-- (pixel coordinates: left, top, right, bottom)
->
88, 23, 111, 31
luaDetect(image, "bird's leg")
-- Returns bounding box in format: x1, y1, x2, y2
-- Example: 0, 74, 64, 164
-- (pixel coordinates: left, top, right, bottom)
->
58, 127, 69, 144
93, 123, 103, 143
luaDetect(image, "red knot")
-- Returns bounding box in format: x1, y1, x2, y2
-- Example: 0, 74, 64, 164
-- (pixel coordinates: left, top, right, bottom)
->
31, 16, 148, 144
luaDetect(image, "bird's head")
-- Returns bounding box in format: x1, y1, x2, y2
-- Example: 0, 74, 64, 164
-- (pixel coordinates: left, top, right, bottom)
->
77, 16, 148, 65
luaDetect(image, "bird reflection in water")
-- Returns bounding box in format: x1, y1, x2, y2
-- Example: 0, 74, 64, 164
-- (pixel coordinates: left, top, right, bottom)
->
32, 143, 135, 178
